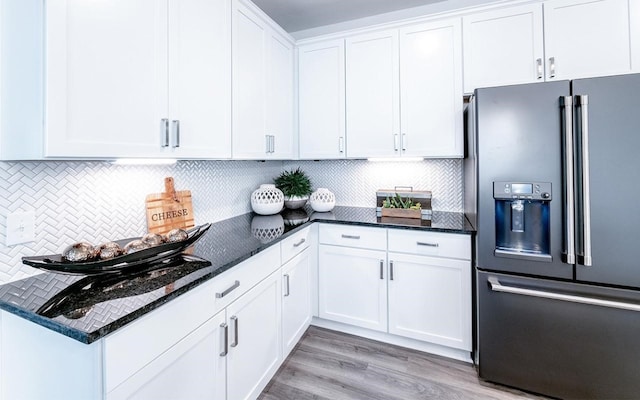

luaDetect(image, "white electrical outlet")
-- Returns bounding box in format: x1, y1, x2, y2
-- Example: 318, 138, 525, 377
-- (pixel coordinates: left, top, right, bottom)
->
6, 211, 36, 246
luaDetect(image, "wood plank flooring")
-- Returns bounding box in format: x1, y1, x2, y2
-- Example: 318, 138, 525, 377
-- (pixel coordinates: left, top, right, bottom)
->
260, 326, 550, 400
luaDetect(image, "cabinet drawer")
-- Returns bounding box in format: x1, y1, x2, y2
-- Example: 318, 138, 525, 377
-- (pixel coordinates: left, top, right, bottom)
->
319, 224, 386, 250
388, 229, 470, 260
209, 244, 281, 314
281, 226, 311, 264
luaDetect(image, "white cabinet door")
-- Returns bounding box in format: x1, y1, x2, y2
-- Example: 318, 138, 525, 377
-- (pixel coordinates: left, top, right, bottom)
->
266, 31, 295, 159
462, 4, 544, 92
232, 1, 268, 159
107, 311, 227, 400
387, 252, 472, 351
318, 245, 388, 332
167, 0, 231, 159
632, 0, 640, 71
543, 0, 633, 80
298, 39, 346, 159
346, 29, 400, 158
226, 270, 282, 400
45, 0, 168, 158
281, 248, 311, 357
232, 0, 294, 160
400, 18, 464, 158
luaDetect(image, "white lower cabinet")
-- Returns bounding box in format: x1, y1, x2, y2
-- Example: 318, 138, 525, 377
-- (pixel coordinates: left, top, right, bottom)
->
318, 245, 388, 332
317, 224, 472, 353
387, 253, 472, 351
282, 247, 312, 356
107, 311, 227, 400
226, 270, 282, 400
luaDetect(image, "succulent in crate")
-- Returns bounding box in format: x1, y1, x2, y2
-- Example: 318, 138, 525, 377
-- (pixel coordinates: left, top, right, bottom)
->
383, 193, 422, 210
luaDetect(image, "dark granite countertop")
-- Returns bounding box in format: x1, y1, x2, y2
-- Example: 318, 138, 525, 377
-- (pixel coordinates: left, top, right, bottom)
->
0, 206, 473, 344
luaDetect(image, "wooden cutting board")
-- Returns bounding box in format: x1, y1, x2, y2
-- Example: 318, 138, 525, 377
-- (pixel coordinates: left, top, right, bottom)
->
145, 177, 195, 235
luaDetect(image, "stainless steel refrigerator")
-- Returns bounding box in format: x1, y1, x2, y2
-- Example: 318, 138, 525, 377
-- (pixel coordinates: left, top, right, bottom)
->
465, 73, 640, 399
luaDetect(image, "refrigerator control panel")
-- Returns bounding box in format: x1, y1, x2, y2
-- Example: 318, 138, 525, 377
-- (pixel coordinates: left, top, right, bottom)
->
493, 182, 552, 201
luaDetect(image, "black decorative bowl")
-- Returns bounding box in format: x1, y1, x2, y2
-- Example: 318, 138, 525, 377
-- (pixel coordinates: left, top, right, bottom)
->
22, 224, 211, 275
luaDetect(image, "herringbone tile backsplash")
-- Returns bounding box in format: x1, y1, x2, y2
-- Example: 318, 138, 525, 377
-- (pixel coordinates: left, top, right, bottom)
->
0, 159, 462, 283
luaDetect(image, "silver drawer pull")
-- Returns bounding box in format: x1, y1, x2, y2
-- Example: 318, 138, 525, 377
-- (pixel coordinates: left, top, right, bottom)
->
230, 316, 239, 347
284, 274, 290, 296
293, 238, 306, 247
216, 280, 240, 298
341, 234, 361, 240
219, 323, 228, 357
417, 241, 439, 247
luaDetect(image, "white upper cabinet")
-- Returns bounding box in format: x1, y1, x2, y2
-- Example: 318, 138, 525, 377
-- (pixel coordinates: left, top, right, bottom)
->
462, 4, 544, 92
44, 0, 231, 159
346, 21, 463, 159
167, 0, 232, 159
543, 0, 632, 81
345, 29, 400, 159
232, 0, 295, 159
298, 39, 346, 159
399, 19, 463, 158
463, 0, 635, 92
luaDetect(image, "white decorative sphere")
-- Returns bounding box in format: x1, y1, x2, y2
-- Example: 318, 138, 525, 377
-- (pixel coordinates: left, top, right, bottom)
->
251, 184, 284, 215
309, 188, 336, 212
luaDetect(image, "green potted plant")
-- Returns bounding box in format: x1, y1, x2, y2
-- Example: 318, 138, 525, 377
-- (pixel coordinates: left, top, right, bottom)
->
274, 167, 312, 209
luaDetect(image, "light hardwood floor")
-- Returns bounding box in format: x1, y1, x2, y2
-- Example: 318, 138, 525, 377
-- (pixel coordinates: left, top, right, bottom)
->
260, 326, 550, 400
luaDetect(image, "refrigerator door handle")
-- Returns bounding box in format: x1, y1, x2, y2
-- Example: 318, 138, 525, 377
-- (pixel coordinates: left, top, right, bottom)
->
560, 96, 576, 265
488, 277, 640, 312
576, 95, 593, 267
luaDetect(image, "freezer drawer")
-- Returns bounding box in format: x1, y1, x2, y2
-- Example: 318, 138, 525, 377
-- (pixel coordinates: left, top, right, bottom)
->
477, 270, 640, 400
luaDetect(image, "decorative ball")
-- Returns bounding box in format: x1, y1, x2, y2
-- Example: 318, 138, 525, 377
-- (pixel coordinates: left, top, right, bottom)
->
309, 188, 336, 212
97, 241, 123, 260
62, 242, 97, 262
251, 184, 284, 215
165, 228, 188, 243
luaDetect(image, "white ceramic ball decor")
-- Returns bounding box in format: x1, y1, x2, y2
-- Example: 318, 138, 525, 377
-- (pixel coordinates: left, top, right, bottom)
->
251, 184, 284, 215
309, 188, 336, 212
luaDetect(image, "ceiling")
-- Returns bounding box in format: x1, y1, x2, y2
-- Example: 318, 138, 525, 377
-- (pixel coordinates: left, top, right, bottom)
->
251, 0, 452, 33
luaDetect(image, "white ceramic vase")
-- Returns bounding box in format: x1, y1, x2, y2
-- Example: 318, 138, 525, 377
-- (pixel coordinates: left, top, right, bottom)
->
309, 188, 336, 212
251, 184, 284, 215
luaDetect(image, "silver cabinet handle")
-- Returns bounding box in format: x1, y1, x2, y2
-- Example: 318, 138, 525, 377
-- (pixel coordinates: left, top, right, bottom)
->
576, 95, 592, 267
379, 260, 384, 280
390, 261, 394, 281
393, 134, 399, 151
293, 238, 306, 247
488, 277, 640, 312
401, 134, 407, 151
230, 316, 239, 347
270, 135, 275, 153
215, 280, 240, 298
549, 56, 556, 78
160, 118, 169, 147
219, 323, 228, 357
536, 58, 543, 79
265, 135, 270, 153
284, 274, 290, 297
339, 136, 345, 153
560, 96, 576, 265
341, 234, 360, 240
417, 241, 439, 247
172, 119, 180, 148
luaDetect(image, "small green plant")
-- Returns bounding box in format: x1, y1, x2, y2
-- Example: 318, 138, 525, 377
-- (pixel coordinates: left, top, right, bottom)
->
274, 168, 312, 197
382, 193, 421, 210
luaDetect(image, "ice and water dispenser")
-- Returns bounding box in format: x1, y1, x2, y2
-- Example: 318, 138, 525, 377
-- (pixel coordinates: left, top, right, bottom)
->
494, 182, 552, 262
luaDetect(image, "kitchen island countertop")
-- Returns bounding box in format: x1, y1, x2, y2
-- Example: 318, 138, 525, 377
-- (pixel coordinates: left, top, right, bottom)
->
0, 206, 473, 344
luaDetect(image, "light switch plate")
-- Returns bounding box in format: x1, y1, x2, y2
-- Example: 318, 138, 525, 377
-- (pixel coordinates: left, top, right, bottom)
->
6, 211, 35, 246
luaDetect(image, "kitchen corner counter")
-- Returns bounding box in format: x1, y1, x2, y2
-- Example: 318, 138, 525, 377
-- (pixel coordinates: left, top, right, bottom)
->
0, 206, 473, 344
